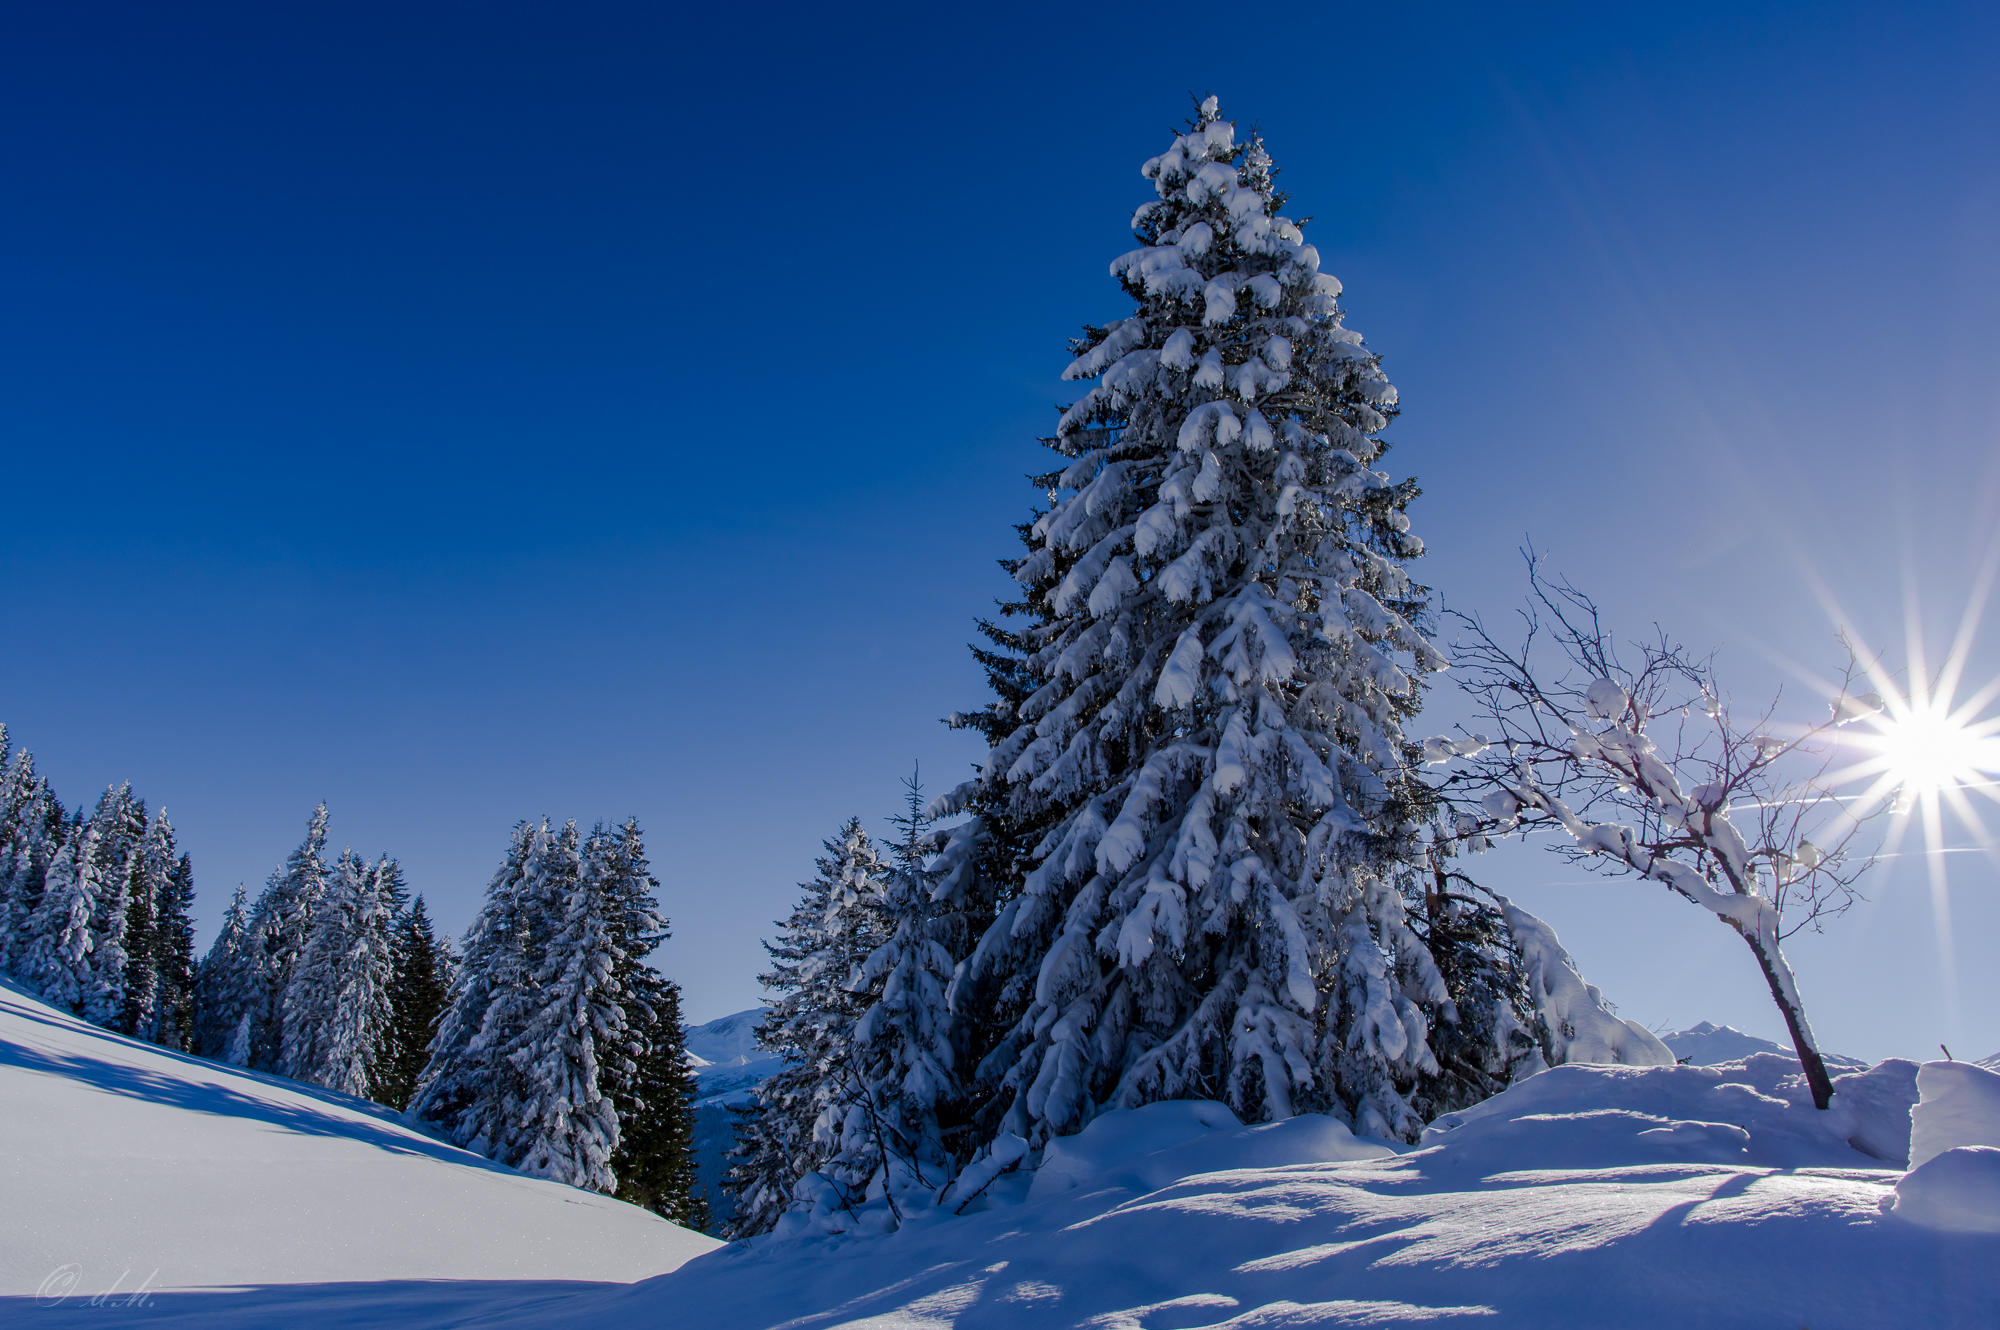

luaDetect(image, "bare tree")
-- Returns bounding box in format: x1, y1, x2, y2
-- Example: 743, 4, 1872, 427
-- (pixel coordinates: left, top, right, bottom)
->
1430, 553, 1880, 1110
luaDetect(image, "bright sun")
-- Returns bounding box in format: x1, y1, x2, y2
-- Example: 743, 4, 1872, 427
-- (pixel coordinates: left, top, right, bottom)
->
1857, 701, 2000, 801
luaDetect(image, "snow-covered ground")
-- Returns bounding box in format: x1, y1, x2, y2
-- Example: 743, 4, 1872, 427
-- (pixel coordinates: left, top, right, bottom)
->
0, 977, 717, 1305
6, 979, 1998, 1326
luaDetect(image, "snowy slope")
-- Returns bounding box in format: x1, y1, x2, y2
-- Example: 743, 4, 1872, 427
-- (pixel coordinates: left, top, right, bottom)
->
0, 977, 718, 1299
9, 980, 1999, 1327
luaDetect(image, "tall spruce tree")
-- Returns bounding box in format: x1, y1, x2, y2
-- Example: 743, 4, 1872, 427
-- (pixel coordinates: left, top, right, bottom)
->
939, 99, 1449, 1146
376, 894, 449, 1111
245, 804, 331, 1070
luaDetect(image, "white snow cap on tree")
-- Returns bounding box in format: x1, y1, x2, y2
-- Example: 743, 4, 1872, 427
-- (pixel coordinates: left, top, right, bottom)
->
945, 96, 1447, 1146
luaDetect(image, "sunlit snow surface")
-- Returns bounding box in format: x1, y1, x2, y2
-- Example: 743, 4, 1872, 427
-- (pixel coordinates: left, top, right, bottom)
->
0, 978, 718, 1303
6, 978, 1998, 1327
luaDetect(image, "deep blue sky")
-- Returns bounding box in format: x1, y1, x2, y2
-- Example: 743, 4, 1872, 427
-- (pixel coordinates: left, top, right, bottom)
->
4, 2, 1996, 1060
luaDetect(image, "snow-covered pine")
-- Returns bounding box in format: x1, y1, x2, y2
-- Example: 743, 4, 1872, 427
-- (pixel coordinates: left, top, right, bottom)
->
281, 847, 397, 1097
816, 775, 958, 1224
194, 883, 257, 1063
410, 819, 546, 1159
597, 819, 705, 1228
20, 824, 93, 1012
725, 817, 894, 1237
0, 743, 66, 977
114, 807, 178, 1037
244, 804, 332, 1071
508, 821, 628, 1191
149, 849, 199, 1049
375, 893, 449, 1112
79, 784, 147, 1030
940, 98, 1446, 1146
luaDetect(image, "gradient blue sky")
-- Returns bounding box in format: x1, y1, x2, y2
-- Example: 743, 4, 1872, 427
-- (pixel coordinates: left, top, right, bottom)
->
4, 2, 1996, 1060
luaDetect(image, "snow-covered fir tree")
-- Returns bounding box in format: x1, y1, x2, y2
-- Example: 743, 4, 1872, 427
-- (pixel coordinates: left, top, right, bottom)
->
281, 847, 397, 1096
375, 894, 450, 1111
21, 825, 93, 1012
414, 816, 696, 1206
816, 773, 958, 1222
0, 741, 67, 977
244, 804, 331, 1071
726, 817, 894, 1236
508, 820, 626, 1189
195, 883, 257, 1063
411, 819, 547, 1157
934, 98, 1450, 1146
113, 808, 179, 1037
79, 784, 147, 1029
598, 819, 704, 1228
148, 849, 199, 1049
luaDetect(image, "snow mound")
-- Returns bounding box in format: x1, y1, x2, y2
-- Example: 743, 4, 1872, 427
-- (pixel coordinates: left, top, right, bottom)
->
0, 978, 718, 1298
1424, 1053, 1918, 1169
1908, 1059, 2000, 1169
1890, 1148, 2000, 1233
1029, 1099, 1395, 1201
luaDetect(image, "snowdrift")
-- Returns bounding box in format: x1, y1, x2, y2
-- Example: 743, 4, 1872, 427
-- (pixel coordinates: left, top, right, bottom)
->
0, 978, 717, 1301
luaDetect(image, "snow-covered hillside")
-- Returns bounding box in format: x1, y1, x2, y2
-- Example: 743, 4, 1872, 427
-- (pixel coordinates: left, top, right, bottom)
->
7, 979, 1999, 1327
0, 977, 717, 1302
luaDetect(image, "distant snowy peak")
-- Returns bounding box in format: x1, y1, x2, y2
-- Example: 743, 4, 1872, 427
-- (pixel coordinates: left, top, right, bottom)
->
685, 1006, 767, 1068
1662, 1021, 1865, 1069
685, 1006, 781, 1106
1663, 1021, 1792, 1065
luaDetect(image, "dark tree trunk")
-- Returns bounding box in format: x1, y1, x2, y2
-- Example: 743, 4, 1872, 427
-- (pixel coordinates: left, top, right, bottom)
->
1742, 931, 1835, 1110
